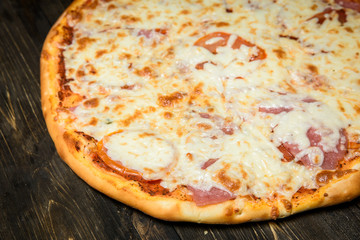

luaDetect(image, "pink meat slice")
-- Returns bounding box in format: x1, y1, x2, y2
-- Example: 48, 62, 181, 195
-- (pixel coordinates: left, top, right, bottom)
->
201, 158, 219, 169
278, 128, 347, 169
188, 186, 236, 206
335, 0, 360, 12
306, 128, 347, 169
259, 106, 293, 114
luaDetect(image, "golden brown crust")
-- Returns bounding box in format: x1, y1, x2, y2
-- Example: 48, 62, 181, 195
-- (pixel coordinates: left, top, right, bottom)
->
41, 0, 360, 224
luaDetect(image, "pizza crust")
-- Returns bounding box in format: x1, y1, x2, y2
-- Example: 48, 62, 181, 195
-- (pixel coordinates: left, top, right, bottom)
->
41, 0, 360, 224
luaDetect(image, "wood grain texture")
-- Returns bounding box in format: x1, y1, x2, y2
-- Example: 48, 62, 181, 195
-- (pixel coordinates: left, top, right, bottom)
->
0, 0, 359, 239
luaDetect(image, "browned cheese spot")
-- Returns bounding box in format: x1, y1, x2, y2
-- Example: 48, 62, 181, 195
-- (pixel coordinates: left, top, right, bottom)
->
76, 68, 85, 78
271, 206, 280, 220
186, 153, 193, 161
165, 47, 175, 58
68, 10, 83, 23
197, 123, 212, 130
134, 66, 153, 77
84, 0, 99, 9
181, 9, 190, 14
307, 64, 318, 74
88, 117, 98, 126
122, 110, 142, 127
107, 4, 116, 10
138, 132, 155, 138
345, 27, 354, 33
188, 83, 203, 104
121, 15, 141, 23
354, 104, 360, 114
96, 49, 108, 58
158, 92, 186, 107
164, 112, 173, 119
83, 98, 99, 108
77, 37, 96, 51
273, 48, 286, 59
214, 22, 230, 27
121, 84, 135, 90
311, 4, 318, 10
217, 170, 241, 192
337, 100, 345, 112
281, 199, 292, 212
86, 64, 97, 75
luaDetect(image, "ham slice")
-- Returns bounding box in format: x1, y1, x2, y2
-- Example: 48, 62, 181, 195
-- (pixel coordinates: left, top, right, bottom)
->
335, 0, 360, 12
201, 158, 219, 169
193, 32, 266, 61
306, 128, 347, 169
259, 106, 293, 114
278, 128, 347, 169
188, 186, 235, 206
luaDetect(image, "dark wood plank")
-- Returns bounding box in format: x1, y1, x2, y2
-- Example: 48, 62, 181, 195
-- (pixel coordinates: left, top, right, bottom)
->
1, 0, 360, 239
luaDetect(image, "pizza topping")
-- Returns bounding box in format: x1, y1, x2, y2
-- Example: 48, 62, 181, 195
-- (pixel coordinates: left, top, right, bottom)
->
195, 61, 217, 70
307, 8, 347, 25
102, 130, 176, 180
188, 186, 235, 206
277, 128, 347, 169
335, 0, 360, 12
258, 106, 293, 114
201, 158, 219, 170
194, 32, 266, 61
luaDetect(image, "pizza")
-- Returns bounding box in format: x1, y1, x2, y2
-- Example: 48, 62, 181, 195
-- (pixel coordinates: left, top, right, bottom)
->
41, 0, 360, 223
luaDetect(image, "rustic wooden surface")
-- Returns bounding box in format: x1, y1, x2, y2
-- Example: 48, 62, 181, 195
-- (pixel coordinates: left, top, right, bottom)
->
1, 0, 360, 239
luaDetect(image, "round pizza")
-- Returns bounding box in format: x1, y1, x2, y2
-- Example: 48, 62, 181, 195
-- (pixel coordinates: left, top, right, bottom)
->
41, 0, 360, 223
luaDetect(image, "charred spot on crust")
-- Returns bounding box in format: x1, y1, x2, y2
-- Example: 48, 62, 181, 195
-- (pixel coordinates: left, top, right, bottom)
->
75, 131, 96, 142
316, 169, 357, 186
84, 0, 99, 9
67, 9, 83, 23
281, 199, 292, 212
292, 187, 317, 202
271, 206, 280, 220
61, 26, 74, 45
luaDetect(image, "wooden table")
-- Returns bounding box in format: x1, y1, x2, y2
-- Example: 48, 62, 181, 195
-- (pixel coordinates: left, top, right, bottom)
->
1, 0, 360, 239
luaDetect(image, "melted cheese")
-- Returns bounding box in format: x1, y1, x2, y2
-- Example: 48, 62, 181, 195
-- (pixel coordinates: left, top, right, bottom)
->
60, 0, 360, 200
104, 131, 175, 180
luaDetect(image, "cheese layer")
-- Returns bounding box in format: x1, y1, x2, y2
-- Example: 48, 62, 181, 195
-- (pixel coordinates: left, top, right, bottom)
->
60, 0, 360, 200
